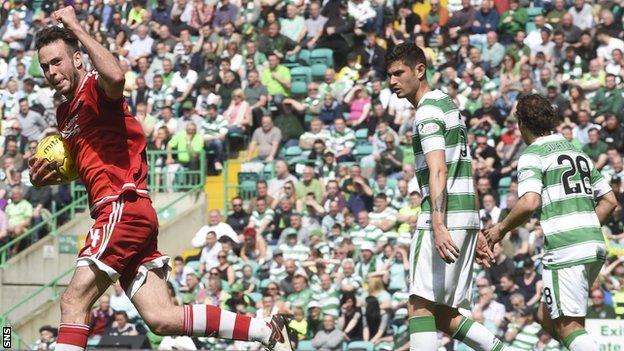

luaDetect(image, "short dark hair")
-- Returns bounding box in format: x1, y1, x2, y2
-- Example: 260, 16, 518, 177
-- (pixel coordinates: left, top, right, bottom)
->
385, 42, 427, 70
35, 26, 80, 53
515, 94, 556, 137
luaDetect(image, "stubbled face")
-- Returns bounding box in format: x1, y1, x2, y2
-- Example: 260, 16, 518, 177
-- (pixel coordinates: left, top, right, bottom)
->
39, 40, 82, 96
387, 60, 421, 99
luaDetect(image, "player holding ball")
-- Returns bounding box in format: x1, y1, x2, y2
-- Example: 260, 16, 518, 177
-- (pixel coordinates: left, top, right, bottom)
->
29, 6, 293, 351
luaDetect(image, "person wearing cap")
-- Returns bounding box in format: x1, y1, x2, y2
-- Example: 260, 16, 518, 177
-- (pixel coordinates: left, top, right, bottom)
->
354, 241, 377, 281
307, 228, 330, 257
269, 248, 287, 282
178, 100, 204, 133
179, 270, 204, 304
278, 227, 311, 262
170, 56, 198, 105
224, 281, 254, 313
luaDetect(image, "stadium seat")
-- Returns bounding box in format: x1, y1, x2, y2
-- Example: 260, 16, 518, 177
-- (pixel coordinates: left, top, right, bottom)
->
355, 128, 369, 143
284, 145, 303, 163
249, 292, 262, 303
527, 7, 543, 18
354, 144, 373, 159
291, 81, 308, 96
297, 340, 315, 351
311, 63, 328, 81
238, 172, 260, 199
310, 48, 334, 67
284, 54, 300, 69
298, 49, 311, 66
347, 341, 375, 351
186, 260, 200, 271
526, 21, 536, 34
290, 66, 312, 85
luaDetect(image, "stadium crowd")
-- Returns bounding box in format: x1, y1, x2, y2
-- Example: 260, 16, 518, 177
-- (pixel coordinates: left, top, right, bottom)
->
0, 0, 622, 350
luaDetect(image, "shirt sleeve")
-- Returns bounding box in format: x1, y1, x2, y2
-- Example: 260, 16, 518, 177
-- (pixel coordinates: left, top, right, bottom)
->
590, 164, 612, 199
517, 152, 543, 198
414, 106, 446, 154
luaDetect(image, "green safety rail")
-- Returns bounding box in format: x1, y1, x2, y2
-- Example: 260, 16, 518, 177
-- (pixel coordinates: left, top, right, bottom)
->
0, 184, 206, 347
1, 150, 206, 268
0, 194, 88, 268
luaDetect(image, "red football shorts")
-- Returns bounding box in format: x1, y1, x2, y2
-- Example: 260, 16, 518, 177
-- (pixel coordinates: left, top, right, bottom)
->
76, 192, 170, 298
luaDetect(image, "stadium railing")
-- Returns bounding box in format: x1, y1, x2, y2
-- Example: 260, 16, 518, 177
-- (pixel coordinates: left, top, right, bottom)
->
0, 183, 206, 344
0, 150, 207, 268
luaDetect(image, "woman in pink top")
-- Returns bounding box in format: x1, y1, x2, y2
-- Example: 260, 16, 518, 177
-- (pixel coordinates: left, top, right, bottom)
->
222, 88, 252, 134
344, 85, 371, 128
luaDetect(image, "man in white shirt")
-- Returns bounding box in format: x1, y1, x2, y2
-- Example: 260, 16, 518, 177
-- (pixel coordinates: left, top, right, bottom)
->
2, 14, 28, 51
128, 24, 154, 63
170, 59, 198, 103
596, 29, 624, 66
191, 210, 240, 248
472, 277, 506, 330
568, 0, 593, 31
198, 231, 223, 273
479, 194, 501, 224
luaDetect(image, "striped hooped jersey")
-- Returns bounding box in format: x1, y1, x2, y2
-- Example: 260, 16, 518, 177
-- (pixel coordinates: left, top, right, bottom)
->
411, 90, 479, 230
517, 134, 611, 269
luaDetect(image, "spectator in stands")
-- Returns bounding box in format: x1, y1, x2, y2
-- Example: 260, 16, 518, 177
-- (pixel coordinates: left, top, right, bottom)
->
338, 292, 363, 341
89, 294, 114, 337
260, 52, 292, 100
105, 311, 139, 336
268, 160, 298, 195
592, 74, 623, 121
247, 180, 274, 213
473, 277, 506, 330
17, 98, 46, 142
197, 231, 222, 274
226, 196, 249, 233
193, 209, 239, 247
32, 325, 57, 351
312, 314, 343, 351
363, 295, 388, 344
583, 127, 609, 170
109, 282, 140, 321
202, 104, 227, 171
246, 115, 282, 162
496, 273, 521, 312
587, 288, 617, 319
247, 197, 275, 240
504, 306, 543, 349
6, 185, 32, 243
240, 227, 268, 264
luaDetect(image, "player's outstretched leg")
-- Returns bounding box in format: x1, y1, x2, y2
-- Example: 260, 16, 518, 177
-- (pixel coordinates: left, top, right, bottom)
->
56, 266, 112, 351
436, 304, 505, 351
407, 295, 438, 351
132, 269, 293, 350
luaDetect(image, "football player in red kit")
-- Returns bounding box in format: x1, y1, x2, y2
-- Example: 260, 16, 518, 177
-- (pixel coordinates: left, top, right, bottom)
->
29, 6, 292, 351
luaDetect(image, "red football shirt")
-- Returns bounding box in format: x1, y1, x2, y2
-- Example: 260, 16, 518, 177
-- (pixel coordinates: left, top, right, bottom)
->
57, 71, 149, 217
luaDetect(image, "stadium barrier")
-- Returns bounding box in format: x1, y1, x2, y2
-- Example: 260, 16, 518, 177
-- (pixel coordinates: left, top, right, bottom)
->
0, 150, 207, 268
0, 183, 206, 346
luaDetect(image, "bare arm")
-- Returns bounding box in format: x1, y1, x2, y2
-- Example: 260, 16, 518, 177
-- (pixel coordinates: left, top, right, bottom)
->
595, 191, 618, 225
485, 192, 541, 244
55, 7, 125, 100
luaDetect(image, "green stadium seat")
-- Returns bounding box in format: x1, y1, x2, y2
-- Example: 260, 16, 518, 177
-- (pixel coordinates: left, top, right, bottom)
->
347, 341, 375, 351
526, 21, 536, 34
285, 145, 303, 158
310, 48, 334, 67
527, 7, 543, 18
311, 63, 328, 81
291, 81, 308, 96
354, 144, 373, 160
298, 49, 311, 66
186, 260, 200, 271
290, 66, 312, 84
355, 128, 369, 142
297, 340, 315, 351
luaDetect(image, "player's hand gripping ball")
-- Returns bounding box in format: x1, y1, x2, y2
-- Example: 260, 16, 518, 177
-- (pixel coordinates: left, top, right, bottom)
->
35, 135, 79, 182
